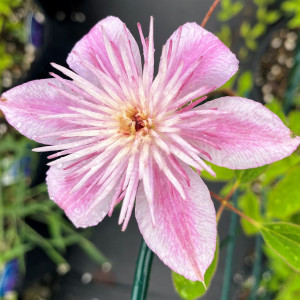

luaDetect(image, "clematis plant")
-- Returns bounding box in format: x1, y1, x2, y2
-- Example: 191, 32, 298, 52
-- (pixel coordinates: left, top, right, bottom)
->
0, 16, 299, 284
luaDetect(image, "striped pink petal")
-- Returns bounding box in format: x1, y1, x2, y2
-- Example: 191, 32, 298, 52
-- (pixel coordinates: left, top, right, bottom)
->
136, 164, 216, 281
184, 97, 300, 169
67, 16, 142, 87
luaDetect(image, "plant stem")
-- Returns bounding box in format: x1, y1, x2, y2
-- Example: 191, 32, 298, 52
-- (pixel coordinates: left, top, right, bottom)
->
211, 191, 260, 227
220, 191, 238, 300
216, 180, 240, 222
131, 239, 154, 300
201, 0, 221, 27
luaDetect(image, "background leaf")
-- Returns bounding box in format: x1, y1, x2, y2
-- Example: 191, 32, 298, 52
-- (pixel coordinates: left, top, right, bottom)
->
239, 191, 262, 235
267, 167, 300, 219
260, 222, 300, 271
235, 165, 268, 184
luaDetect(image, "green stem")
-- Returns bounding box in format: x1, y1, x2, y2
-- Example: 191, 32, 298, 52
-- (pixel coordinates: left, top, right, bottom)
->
220, 191, 238, 300
131, 239, 154, 300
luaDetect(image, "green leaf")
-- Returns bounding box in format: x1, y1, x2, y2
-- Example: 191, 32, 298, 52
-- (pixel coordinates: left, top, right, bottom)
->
257, 6, 267, 20
262, 154, 300, 186
265, 100, 287, 124
231, 2, 243, 16
238, 46, 249, 60
235, 165, 268, 183
217, 24, 232, 47
275, 273, 300, 300
288, 15, 300, 29
0, 2, 12, 15
240, 21, 251, 37
281, 1, 299, 12
265, 10, 281, 24
246, 38, 258, 51
239, 191, 262, 235
201, 164, 234, 182
288, 111, 300, 136
260, 222, 300, 271
250, 23, 266, 38
267, 167, 300, 219
172, 241, 219, 300
237, 71, 253, 96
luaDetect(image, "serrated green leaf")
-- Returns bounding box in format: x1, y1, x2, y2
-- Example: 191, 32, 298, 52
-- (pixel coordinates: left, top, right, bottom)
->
235, 165, 268, 183
260, 222, 300, 271
264, 245, 293, 281
239, 191, 262, 235
172, 241, 219, 300
267, 167, 300, 219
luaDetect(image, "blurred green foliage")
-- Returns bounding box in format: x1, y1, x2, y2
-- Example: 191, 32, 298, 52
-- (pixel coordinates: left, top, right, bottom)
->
0, 0, 32, 92
281, 0, 300, 28
0, 131, 108, 297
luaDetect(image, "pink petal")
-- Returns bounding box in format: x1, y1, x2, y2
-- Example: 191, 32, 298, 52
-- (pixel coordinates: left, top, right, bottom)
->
157, 22, 238, 102
189, 97, 300, 169
135, 163, 216, 281
46, 157, 124, 228
0, 79, 85, 145
67, 16, 142, 85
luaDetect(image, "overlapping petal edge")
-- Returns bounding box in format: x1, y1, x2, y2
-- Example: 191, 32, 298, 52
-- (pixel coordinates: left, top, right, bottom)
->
1, 16, 299, 282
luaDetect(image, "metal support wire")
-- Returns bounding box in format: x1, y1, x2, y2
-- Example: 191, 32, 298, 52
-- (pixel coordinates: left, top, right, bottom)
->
220, 191, 238, 300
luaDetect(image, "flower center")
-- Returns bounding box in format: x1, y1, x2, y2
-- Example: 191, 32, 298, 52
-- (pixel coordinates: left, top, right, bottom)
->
117, 107, 153, 136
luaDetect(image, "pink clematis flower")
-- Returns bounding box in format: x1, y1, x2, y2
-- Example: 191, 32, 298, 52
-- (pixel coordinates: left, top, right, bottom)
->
1, 16, 299, 282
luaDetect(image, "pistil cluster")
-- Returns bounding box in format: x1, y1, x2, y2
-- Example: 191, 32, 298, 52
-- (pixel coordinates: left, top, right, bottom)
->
117, 106, 154, 136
